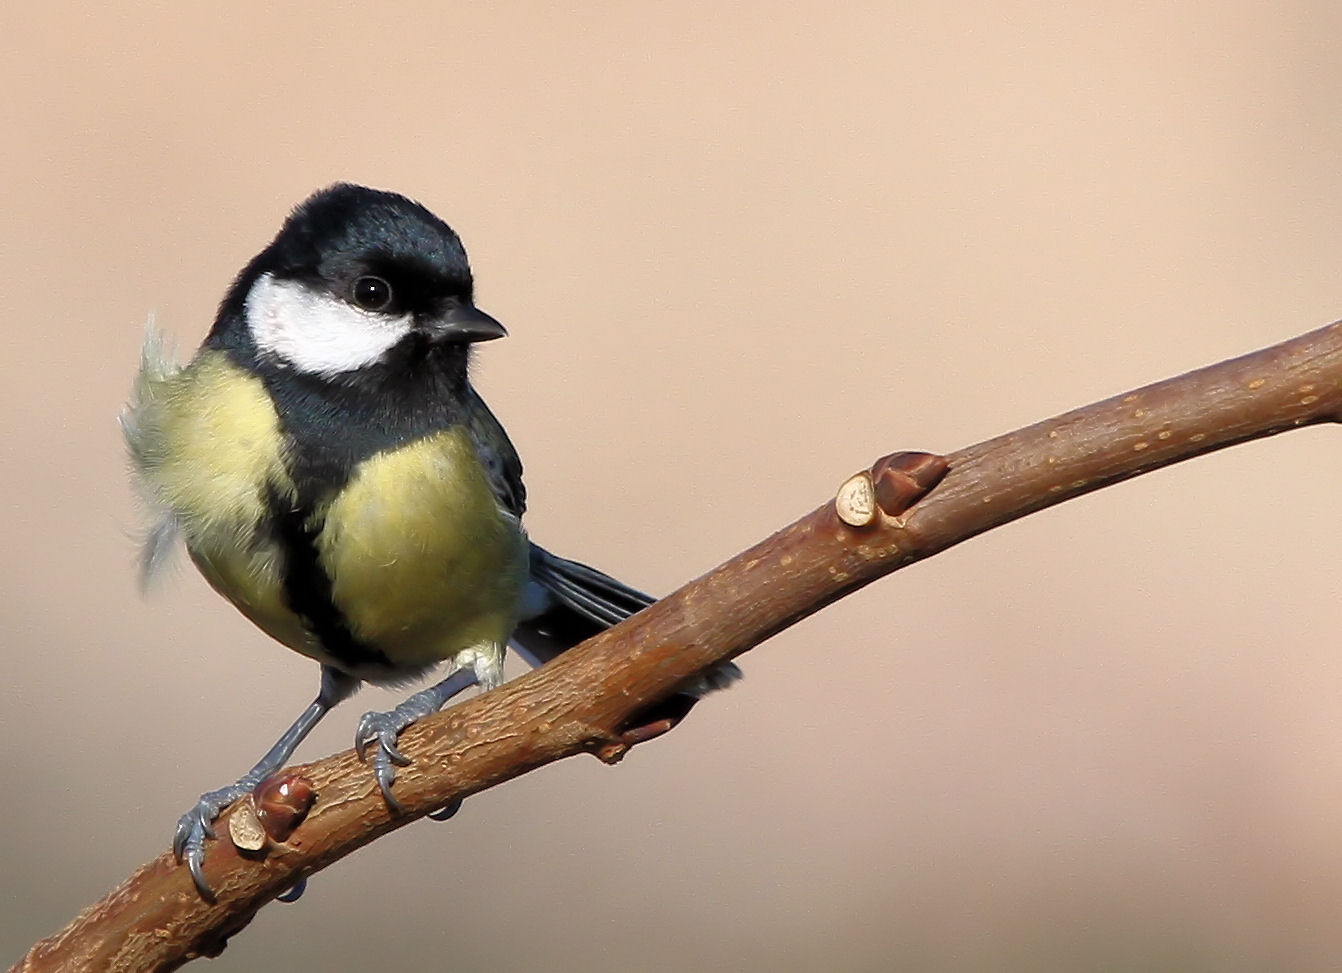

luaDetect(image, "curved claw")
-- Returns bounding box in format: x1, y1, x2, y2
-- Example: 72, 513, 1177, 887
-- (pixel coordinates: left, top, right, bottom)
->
355, 712, 412, 766
427, 799, 462, 821
372, 753, 406, 815
353, 716, 372, 762
186, 848, 213, 901
277, 878, 307, 903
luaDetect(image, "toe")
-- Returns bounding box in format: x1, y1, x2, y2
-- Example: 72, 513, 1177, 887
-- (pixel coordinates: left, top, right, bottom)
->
372, 755, 405, 813
185, 845, 214, 901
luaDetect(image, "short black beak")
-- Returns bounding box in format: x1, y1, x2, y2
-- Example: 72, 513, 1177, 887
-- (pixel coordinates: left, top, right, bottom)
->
427, 304, 508, 344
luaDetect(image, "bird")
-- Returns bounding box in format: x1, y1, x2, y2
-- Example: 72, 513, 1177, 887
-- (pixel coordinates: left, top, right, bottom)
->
123, 183, 738, 897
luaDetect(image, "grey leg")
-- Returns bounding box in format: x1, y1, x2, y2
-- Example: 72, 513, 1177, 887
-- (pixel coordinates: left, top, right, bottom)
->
174, 665, 360, 898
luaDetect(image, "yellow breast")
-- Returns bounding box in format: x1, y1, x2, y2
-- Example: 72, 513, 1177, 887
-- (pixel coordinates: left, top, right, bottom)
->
317, 427, 528, 669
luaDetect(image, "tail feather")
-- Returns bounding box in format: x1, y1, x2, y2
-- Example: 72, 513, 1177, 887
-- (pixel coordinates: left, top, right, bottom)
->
533, 571, 632, 628
527, 546, 653, 625
512, 543, 741, 697
511, 544, 652, 666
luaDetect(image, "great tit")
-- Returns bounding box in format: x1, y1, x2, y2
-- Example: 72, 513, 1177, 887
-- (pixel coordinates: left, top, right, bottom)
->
124, 184, 738, 897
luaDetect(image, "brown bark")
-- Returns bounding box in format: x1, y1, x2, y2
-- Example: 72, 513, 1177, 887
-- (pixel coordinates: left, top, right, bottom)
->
15, 320, 1342, 972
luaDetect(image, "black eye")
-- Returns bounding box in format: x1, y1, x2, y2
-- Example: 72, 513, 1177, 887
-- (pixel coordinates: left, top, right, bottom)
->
351, 275, 393, 311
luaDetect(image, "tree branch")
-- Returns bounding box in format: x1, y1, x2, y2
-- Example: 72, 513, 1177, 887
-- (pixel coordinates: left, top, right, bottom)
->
16, 321, 1342, 973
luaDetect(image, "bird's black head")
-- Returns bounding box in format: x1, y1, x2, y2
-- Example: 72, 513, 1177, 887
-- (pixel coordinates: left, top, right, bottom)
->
208, 183, 506, 379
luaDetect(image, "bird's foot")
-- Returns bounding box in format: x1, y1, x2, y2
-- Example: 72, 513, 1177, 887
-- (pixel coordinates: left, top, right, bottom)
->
354, 694, 444, 812
354, 667, 480, 813
172, 780, 256, 899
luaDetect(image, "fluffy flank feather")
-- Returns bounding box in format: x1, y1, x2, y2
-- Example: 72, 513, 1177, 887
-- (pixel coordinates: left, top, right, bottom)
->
121, 325, 181, 463
120, 326, 185, 588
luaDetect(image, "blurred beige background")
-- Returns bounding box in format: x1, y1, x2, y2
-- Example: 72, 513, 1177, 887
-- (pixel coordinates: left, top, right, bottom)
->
5, 2, 1342, 970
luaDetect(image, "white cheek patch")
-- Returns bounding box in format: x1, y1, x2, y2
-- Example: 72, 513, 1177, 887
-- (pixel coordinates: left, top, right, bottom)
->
244, 272, 414, 375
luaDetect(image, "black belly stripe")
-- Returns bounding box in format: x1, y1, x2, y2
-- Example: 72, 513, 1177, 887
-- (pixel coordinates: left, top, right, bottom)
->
266, 486, 393, 672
